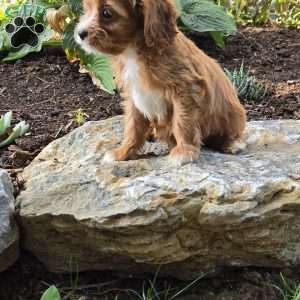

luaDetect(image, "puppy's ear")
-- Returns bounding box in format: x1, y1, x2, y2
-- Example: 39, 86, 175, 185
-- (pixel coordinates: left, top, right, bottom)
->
137, 0, 178, 48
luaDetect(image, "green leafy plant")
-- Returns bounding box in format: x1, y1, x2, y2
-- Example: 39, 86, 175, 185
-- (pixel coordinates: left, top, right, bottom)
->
128, 276, 205, 300
216, 0, 273, 24
40, 285, 61, 300
0, 111, 29, 148
224, 62, 267, 102
177, 0, 237, 47
217, 0, 300, 27
274, 0, 300, 28
128, 267, 205, 300
273, 273, 300, 300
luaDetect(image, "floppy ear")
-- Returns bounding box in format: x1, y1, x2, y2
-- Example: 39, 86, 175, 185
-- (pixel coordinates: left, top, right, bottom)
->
137, 0, 178, 48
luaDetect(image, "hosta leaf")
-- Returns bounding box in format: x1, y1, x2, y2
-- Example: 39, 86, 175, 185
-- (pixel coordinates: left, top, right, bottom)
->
62, 20, 77, 50
0, 31, 4, 50
80, 51, 115, 94
67, 0, 82, 15
175, 0, 183, 11
35, 0, 64, 9
62, 19, 115, 93
41, 286, 61, 300
210, 31, 225, 47
179, 0, 236, 34
5, 4, 47, 23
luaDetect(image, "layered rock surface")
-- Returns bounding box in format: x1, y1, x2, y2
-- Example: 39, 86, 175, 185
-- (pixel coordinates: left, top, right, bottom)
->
0, 170, 19, 272
18, 117, 300, 278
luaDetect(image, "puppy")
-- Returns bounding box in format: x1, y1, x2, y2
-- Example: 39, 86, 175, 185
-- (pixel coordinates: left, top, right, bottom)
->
75, 0, 247, 166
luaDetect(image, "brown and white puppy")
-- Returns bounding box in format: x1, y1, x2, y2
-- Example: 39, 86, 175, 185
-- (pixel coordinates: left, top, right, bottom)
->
75, 0, 247, 166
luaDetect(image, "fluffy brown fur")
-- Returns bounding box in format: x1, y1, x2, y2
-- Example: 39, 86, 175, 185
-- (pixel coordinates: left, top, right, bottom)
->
75, 0, 247, 166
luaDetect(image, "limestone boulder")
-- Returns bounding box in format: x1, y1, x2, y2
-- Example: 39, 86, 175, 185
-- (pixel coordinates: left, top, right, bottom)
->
0, 170, 19, 272
18, 117, 300, 279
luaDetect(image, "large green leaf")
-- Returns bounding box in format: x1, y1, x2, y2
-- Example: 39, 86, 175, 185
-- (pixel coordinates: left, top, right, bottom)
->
40, 286, 61, 300
67, 0, 82, 16
179, 0, 236, 35
62, 20, 77, 50
80, 51, 115, 94
0, 30, 4, 50
35, 0, 65, 10
5, 4, 47, 23
210, 31, 225, 47
175, 0, 183, 11
63, 20, 115, 94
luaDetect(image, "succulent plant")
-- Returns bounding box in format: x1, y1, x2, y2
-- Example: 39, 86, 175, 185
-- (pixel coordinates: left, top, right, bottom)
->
225, 62, 267, 102
0, 111, 29, 148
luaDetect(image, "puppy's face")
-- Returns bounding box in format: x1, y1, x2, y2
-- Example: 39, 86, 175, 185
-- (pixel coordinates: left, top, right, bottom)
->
75, 0, 138, 55
75, 0, 178, 55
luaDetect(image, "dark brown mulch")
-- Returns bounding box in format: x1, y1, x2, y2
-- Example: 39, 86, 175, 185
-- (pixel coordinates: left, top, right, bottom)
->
0, 46, 122, 166
193, 27, 300, 120
0, 26, 299, 300
0, 251, 298, 300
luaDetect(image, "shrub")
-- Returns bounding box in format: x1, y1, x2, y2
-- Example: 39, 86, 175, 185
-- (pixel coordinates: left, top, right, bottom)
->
217, 0, 300, 27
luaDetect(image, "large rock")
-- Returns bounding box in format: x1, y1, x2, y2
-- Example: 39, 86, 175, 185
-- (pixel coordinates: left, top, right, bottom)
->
0, 170, 19, 272
18, 117, 300, 279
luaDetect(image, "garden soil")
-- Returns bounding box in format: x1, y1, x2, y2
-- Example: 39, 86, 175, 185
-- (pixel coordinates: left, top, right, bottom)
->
0, 26, 299, 299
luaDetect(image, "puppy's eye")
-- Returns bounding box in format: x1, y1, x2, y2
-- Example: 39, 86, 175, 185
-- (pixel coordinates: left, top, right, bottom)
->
102, 8, 113, 19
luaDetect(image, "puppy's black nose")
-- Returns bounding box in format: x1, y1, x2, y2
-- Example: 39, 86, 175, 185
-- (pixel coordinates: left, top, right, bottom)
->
78, 30, 88, 40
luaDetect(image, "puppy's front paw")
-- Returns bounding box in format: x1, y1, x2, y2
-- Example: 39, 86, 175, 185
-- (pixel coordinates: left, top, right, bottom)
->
102, 150, 118, 164
169, 145, 200, 167
223, 140, 247, 154
102, 146, 134, 164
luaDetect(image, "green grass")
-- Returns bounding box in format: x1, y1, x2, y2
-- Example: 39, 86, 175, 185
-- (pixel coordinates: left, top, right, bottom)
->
274, 274, 300, 300
39, 267, 206, 300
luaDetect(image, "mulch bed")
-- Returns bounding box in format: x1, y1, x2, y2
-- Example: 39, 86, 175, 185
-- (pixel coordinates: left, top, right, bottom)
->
0, 26, 299, 300
0, 250, 299, 300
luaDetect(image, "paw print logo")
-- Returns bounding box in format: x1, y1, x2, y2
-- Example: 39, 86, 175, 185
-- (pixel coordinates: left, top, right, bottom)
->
5, 16, 45, 48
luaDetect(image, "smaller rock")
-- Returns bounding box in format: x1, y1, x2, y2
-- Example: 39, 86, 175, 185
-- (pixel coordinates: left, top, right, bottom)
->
0, 169, 19, 272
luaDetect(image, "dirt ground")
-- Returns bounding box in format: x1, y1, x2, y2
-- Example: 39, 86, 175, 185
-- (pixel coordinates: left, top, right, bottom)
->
0, 27, 300, 299
0, 251, 299, 300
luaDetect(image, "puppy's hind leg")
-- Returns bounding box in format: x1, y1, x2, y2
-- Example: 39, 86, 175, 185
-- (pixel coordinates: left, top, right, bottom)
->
222, 138, 247, 154
220, 131, 246, 155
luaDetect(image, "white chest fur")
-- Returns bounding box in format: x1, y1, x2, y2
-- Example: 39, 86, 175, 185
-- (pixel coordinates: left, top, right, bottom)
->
121, 49, 167, 120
